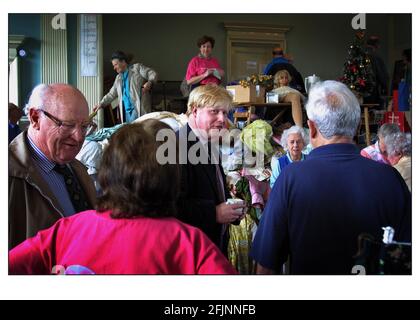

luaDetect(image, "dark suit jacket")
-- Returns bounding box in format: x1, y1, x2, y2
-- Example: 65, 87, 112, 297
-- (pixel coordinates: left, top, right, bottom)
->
176, 124, 230, 253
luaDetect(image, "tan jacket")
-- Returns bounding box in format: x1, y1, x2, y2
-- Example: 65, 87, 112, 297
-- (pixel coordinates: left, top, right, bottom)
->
9, 132, 97, 249
394, 156, 411, 192
100, 63, 158, 120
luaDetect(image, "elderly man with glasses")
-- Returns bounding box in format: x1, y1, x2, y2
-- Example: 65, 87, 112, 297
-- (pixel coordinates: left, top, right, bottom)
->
9, 83, 97, 249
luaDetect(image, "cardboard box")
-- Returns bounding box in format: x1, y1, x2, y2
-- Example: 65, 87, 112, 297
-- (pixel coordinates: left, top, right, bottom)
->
226, 85, 256, 104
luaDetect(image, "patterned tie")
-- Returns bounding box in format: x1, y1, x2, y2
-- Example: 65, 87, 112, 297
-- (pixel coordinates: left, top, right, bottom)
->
54, 164, 90, 213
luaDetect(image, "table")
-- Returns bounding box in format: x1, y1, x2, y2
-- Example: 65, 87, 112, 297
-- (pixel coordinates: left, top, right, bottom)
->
234, 103, 379, 146
233, 102, 292, 126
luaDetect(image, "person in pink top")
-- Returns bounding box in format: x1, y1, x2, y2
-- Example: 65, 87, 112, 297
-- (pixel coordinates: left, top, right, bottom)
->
9, 120, 237, 275
185, 35, 224, 87
360, 123, 400, 164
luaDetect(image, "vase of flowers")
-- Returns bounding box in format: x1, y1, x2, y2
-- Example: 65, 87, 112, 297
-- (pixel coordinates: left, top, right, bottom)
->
239, 74, 273, 103
239, 74, 273, 89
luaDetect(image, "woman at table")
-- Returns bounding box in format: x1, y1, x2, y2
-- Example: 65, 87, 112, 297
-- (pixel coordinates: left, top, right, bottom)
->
271, 70, 305, 127
270, 125, 308, 188
185, 35, 224, 88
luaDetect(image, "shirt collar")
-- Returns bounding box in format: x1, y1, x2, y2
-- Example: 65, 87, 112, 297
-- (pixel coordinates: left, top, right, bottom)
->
27, 135, 56, 173
307, 143, 359, 159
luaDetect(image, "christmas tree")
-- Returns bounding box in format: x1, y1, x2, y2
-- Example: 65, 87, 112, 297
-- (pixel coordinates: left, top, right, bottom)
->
341, 31, 376, 98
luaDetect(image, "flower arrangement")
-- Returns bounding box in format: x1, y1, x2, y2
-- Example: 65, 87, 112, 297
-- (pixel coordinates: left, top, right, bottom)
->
239, 74, 273, 90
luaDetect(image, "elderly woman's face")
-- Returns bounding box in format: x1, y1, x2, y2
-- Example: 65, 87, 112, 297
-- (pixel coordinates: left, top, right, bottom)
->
287, 133, 304, 160
199, 41, 213, 58
378, 135, 387, 156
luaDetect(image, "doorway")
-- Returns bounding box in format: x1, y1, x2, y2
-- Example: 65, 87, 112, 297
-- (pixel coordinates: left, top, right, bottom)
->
231, 42, 279, 81
224, 22, 290, 83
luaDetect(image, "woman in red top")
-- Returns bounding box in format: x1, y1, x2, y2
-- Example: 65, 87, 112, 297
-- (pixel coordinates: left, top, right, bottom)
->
185, 35, 225, 87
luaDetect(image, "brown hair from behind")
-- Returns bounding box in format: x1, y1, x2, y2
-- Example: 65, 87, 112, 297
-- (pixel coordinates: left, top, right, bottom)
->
96, 120, 180, 219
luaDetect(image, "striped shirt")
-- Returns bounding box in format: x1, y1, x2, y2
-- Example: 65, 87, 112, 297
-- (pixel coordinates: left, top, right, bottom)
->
27, 136, 77, 217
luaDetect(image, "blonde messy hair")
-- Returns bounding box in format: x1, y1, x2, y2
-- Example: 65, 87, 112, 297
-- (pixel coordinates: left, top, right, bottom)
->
186, 84, 233, 116
274, 69, 292, 88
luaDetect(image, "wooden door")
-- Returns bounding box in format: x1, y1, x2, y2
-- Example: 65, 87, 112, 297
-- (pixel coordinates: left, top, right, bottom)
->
224, 23, 290, 83
231, 43, 274, 81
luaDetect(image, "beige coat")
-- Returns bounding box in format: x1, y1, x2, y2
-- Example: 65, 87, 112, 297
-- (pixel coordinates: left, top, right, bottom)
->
9, 132, 97, 249
394, 156, 411, 192
99, 63, 158, 120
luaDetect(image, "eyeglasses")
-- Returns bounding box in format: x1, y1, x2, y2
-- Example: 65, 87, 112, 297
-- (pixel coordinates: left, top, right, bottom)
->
40, 109, 95, 137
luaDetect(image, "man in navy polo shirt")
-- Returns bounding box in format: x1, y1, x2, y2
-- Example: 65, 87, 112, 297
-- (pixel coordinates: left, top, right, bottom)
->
251, 80, 411, 275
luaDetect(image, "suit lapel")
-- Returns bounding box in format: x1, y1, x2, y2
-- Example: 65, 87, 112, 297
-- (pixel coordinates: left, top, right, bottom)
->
186, 125, 220, 200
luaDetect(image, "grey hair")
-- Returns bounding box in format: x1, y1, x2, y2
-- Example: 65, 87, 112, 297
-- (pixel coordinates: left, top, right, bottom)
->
305, 80, 360, 139
25, 84, 52, 115
280, 125, 308, 150
384, 132, 411, 157
378, 123, 400, 139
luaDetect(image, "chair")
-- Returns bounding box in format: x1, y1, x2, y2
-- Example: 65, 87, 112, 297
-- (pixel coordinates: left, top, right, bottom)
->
151, 80, 187, 114
233, 107, 252, 127
353, 232, 411, 275
101, 104, 119, 127
107, 104, 116, 126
